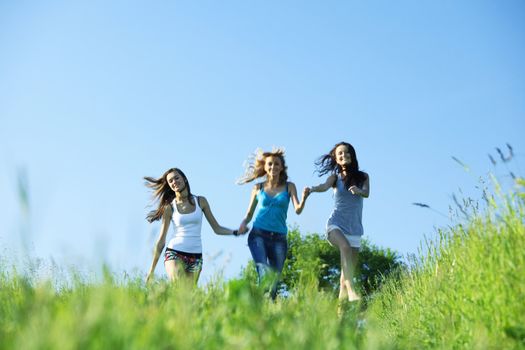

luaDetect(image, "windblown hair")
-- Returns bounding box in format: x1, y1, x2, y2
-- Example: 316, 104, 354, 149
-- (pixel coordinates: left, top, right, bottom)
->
315, 142, 367, 189
237, 147, 288, 186
144, 168, 194, 223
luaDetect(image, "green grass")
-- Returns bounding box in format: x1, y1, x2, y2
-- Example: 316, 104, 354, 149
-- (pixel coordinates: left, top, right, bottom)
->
0, 267, 363, 349
366, 179, 525, 349
1, 180, 524, 349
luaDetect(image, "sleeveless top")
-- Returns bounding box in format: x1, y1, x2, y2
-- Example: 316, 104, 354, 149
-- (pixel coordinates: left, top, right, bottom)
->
166, 195, 203, 253
253, 183, 290, 235
327, 175, 364, 236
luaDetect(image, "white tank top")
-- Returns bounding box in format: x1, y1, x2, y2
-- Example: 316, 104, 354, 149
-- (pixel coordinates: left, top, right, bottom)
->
166, 195, 203, 253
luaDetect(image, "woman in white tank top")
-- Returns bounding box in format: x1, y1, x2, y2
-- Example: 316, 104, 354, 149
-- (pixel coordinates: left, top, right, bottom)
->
305, 142, 370, 303
144, 167, 241, 284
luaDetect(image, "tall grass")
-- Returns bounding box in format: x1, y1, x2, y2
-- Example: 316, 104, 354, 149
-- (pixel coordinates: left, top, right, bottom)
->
366, 178, 525, 349
2, 167, 523, 348
0, 265, 363, 349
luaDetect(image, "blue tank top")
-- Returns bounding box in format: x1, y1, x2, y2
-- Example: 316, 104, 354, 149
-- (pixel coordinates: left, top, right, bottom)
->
253, 183, 290, 235
327, 175, 364, 236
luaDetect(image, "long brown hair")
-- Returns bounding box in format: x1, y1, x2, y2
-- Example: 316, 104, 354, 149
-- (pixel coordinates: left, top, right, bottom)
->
144, 168, 194, 223
315, 142, 366, 188
237, 148, 288, 186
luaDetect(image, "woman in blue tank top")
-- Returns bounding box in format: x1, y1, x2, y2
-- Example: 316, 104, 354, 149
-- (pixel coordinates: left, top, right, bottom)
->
305, 142, 370, 302
237, 148, 309, 298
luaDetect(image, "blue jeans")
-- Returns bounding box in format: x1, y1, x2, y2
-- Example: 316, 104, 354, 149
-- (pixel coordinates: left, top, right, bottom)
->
247, 227, 288, 298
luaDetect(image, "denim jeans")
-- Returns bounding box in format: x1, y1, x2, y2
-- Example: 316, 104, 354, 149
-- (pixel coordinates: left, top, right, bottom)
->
247, 227, 288, 298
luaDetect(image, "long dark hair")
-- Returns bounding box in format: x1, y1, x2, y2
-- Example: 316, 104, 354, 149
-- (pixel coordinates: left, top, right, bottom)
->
144, 168, 194, 223
237, 148, 288, 186
315, 142, 366, 188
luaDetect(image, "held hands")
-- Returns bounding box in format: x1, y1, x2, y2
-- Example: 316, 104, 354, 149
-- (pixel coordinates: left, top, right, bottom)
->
303, 187, 311, 198
238, 219, 250, 235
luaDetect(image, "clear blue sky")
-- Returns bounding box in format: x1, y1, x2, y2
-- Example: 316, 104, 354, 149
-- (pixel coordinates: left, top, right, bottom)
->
1, 0, 524, 283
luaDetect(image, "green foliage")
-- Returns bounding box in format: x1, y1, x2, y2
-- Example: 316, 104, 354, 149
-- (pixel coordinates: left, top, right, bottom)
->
3, 171, 523, 348
0, 267, 362, 350
281, 228, 332, 292
366, 179, 525, 349
280, 228, 405, 298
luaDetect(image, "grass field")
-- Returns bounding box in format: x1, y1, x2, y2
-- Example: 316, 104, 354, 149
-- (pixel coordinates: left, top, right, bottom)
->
1, 179, 523, 349
365, 178, 525, 349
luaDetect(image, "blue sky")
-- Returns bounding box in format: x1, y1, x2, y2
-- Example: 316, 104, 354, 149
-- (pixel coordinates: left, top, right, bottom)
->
1, 0, 524, 283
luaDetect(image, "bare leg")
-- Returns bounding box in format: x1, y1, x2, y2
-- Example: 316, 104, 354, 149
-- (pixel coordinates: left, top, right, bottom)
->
328, 229, 360, 302
338, 260, 347, 300
186, 270, 201, 286
165, 260, 200, 286
165, 260, 183, 281
347, 247, 360, 301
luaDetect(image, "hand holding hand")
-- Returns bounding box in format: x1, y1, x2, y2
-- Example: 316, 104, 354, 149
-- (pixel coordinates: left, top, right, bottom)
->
303, 187, 311, 198
238, 220, 249, 234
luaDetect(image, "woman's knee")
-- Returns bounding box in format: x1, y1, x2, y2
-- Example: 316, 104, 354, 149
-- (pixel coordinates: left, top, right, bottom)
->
327, 229, 344, 246
339, 240, 353, 257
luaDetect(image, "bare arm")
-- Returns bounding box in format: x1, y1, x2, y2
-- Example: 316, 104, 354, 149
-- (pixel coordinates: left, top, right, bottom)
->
199, 196, 238, 236
146, 205, 172, 283
306, 174, 337, 194
288, 182, 308, 214
239, 184, 259, 234
349, 173, 370, 198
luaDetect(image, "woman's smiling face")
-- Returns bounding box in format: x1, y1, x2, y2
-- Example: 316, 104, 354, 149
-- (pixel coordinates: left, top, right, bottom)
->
166, 170, 185, 192
334, 144, 352, 167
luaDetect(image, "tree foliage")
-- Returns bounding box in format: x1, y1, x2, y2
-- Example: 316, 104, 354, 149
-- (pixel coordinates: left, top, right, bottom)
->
280, 228, 406, 297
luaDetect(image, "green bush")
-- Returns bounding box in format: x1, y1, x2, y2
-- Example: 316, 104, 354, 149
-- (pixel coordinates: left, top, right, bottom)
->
278, 228, 405, 299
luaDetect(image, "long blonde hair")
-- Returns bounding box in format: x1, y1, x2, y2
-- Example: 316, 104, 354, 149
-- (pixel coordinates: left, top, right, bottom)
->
237, 147, 288, 186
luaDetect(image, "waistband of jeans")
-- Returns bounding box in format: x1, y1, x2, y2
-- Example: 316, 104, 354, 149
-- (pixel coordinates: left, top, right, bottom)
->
252, 227, 287, 237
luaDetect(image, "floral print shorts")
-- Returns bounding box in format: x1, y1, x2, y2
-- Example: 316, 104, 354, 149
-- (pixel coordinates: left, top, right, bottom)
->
164, 248, 203, 273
